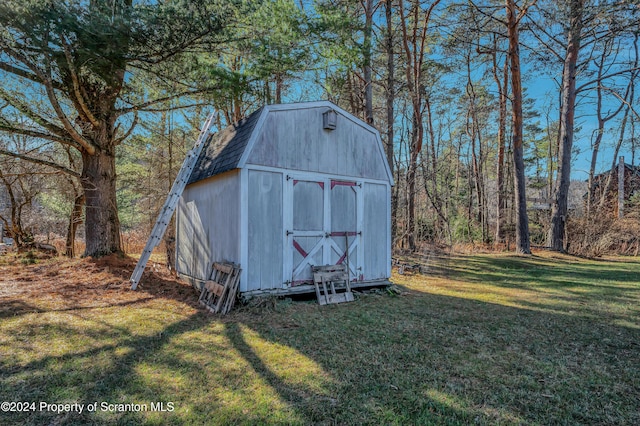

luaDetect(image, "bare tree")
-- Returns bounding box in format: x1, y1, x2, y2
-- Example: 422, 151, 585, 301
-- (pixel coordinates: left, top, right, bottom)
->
585, 37, 630, 217
398, 0, 442, 251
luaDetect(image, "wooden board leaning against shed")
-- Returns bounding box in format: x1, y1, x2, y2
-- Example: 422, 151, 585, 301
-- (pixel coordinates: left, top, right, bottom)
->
312, 264, 354, 305
199, 262, 241, 315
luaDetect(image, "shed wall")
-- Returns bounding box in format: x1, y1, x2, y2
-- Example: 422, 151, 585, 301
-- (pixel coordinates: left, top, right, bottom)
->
246, 107, 389, 181
362, 182, 390, 280
176, 170, 241, 282
246, 170, 284, 291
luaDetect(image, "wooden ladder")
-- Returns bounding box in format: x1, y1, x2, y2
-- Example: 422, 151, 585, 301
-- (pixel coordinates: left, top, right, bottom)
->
312, 264, 354, 305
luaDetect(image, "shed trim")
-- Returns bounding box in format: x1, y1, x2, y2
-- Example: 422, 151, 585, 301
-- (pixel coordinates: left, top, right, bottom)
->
236, 106, 269, 172
239, 167, 249, 296
245, 164, 391, 186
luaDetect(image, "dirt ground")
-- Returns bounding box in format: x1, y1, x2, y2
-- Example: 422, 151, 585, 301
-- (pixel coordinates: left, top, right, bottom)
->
0, 253, 200, 317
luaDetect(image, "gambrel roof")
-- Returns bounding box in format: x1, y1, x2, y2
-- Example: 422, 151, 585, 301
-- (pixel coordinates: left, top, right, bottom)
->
187, 101, 394, 186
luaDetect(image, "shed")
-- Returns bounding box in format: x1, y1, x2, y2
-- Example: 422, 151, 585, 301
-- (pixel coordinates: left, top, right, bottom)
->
175, 101, 394, 296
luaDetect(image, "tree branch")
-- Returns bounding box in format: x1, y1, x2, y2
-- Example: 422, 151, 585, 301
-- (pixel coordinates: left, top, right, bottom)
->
60, 34, 100, 128
525, 19, 564, 62
0, 87, 68, 138
2, 45, 95, 154
133, 26, 227, 66
114, 110, 138, 145
576, 67, 640, 93
117, 88, 217, 115
131, 102, 211, 113
41, 49, 96, 155
0, 46, 65, 91
0, 124, 81, 149
602, 85, 640, 121
0, 61, 40, 85
516, 0, 537, 24
467, 0, 506, 26
0, 148, 80, 177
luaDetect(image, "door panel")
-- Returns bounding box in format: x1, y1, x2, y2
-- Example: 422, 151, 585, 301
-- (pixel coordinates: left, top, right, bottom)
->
291, 235, 324, 284
293, 180, 324, 231
290, 179, 325, 285
329, 180, 360, 281
288, 177, 362, 286
328, 237, 359, 279
330, 182, 357, 232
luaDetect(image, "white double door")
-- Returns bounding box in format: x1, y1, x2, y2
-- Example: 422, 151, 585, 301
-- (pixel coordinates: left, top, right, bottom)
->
287, 176, 361, 286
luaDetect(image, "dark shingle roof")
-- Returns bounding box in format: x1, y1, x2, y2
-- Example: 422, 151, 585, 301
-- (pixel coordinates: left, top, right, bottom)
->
188, 107, 264, 184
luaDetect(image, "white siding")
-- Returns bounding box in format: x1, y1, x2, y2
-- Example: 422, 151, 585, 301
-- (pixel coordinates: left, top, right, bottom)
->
247, 170, 284, 291
362, 182, 389, 280
246, 107, 389, 181
176, 170, 241, 282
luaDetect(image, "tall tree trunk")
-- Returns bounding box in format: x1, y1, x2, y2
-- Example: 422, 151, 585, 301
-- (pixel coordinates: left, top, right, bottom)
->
466, 59, 487, 243
408, 117, 420, 251
506, 0, 531, 254
425, 98, 450, 240
599, 104, 633, 210
546, 109, 555, 216
81, 145, 122, 257
65, 193, 85, 258
493, 41, 509, 245
364, 0, 374, 125
0, 169, 27, 248
275, 72, 283, 104
597, 34, 638, 211
550, 0, 583, 252
385, 0, 396, 241
164, 110, 177, 272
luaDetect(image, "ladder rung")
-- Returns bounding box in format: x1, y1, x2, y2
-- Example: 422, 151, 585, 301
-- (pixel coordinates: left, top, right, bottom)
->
130, 112, 216, 290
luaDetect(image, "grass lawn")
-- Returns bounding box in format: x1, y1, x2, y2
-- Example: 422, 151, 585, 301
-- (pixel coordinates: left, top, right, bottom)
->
0, 251, 639, 425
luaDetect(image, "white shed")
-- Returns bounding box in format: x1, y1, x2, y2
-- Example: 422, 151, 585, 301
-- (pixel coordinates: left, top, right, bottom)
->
176, 101, 394, 296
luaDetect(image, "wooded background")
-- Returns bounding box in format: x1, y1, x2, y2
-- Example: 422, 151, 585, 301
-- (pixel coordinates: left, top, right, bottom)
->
1, 0, 639, 259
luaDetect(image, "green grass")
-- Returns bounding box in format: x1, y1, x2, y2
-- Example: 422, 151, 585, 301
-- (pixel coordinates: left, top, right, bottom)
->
1, 252, 639, 425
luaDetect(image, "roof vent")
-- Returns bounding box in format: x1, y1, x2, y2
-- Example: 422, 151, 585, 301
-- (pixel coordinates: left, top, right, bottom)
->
323, 109, 337, 131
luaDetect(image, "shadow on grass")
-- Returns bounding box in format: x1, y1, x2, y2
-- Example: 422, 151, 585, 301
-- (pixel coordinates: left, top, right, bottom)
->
240, 290, 640, 425
1, 254, 639, 425
1, 304, 335, 424
422, 255, 640, 315
0, 298, 155, 319
440, 254, 640, 285
0, 312, 211, 425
